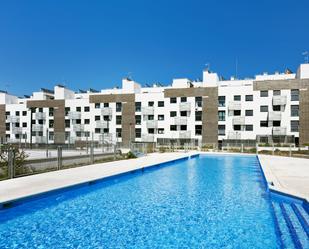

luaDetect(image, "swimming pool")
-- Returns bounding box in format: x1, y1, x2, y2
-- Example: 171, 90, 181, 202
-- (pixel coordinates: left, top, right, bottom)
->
0, 155, 306, 248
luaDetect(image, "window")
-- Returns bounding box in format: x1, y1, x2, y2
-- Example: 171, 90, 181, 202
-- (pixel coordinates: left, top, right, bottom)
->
195, 97, 202, 107
103, 129, 109, 133
32, 120, 36, 124
84, 106, 90, 112
38, 119, 43, 125
49, 120, 54, 128
218, 96, 225, 107
22, 111, 27, 116
180, 111, 187, 117
291, 89, 299, 101
158, 128, 164, 134
180, 125, 187, 131
195, 111, 202, 121
116, 115, 122, 125
65, 107, 70, 116
22, 122, 27, 128
148, 115, 154, 120
260, 106, 268, 112
273, 121, 281, 127
158, 101, 164, 107
234, 110, 241, 116
95, 115, 100, 121
49, 108, 53, 117
218, 111, 225, 121
95, 128, 101, 134
116, 128, 122, 137
291, 121, 299, 132
16, 111, 20, 116
135, 115, 141, 125
170, 125, 177, 131
102, 103, 108, 108
135, 128, 141, 138
170, 97, 177, 104
245, 125, 253, 131
148, 101, 154, 107
195, 125, 202, 135
49, 132, 54, 140
76, 107, 81, 112
158, 115, 164, 121
260, 121, 268, 127
170, 111, 177, 117
291, 105, 299, 117
103, 116, 110, 121
75, 119, 81, 124
273, 105, 280, 111
39, 108, 43, 112
5, 123, 10, 131
234, 95, 241, 101
218, 125, 225, 135
84, 119, 90, 124
116, 102, 122, 112
148, 128, 154, 134
273, 90, 281, 96
180, 97, 187, 102
15, 122, 20, 127
233, 125, 241, 131
245, 95, 253, 101
245, 110, 253, 116
95, 103, 100, 109
65, 120, 70, 128
260, 91, 268, 97
135, 102, 141, 112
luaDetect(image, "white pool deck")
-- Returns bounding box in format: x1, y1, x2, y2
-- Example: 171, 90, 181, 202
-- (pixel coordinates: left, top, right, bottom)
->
0, 152, 197, 205
0, 152, 308, 206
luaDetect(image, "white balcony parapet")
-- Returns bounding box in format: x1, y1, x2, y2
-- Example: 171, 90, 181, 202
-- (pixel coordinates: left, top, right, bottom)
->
35, 112, 46, 119
35, 136, 47, 143
96, 121, 108, 129
272, 127, 287, 136
32, 124, 44, 132
174, 117, 187, 126
272, 96, 287, 106
228, 101, 241, 110
68, 111, 81, 120
7, 116, 20, 123
101, 107, 113, 116
141, 107, 154, 115
146, 120, 158, 129
7, 138, 22, 143
232, 116, 245, 125
268, 111, 281, 121
12, 127, 22, 134
227, 131, 241, 140
73, 124, 84, 132
179, 131, 191, 139
141, 134, 154, 142
179, 102, 191, 112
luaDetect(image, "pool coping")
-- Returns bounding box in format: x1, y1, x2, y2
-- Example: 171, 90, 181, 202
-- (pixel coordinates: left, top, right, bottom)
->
0, 152, 199, 210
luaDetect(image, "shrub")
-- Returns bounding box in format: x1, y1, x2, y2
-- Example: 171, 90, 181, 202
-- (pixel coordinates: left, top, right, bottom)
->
126, 151, 137, 159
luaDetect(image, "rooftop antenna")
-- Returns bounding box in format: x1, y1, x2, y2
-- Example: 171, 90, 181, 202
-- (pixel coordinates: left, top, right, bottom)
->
302, 51, 309, 64
127, 72, 133, 80
205, 63, 210, 71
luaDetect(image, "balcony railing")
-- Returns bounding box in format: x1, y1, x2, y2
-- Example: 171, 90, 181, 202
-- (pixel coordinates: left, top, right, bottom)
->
68, 111, 81, 119
179, 131, 191, 139
35, 112, 46, 120
272, 96, 287, 106
101, 107, 112, 116
228, 101, 241, 110
227, 131, 241, 140
232, 116, 245, 125
34, 136, 47, 143
141, 134, 154, 142
96, 121, 108, 129
146, 120, 158, 129
12, 127, 22, 134
73, 124, 85, 132
272, 127, 287, 136
6, 116, 20, 123
32, 124, 43, 132
179, 102, 191, 112
174, 117, 187, 126
141, 107, 154, 115
268, 111, 281, 121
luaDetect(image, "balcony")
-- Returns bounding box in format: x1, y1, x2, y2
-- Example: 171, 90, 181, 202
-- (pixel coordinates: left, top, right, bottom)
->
272, 127, 287, 136
179, 102, 191, 112
101, 107, 112, 116
96, 120, 108, 129
174, 117, 187, 126
179, 131, 191, 139
141, 107, 154, 115
272, 96, 287, 106
12, 127, 22, 134
34, 136, 47, 143
6, 116, 20, 123
227, 131, 241, 140
228, 101, 241, 110
32, 124, 43, 132
73, 124, 84, 132
268, 111, 281, 121
146, 120, 158, 129
141, 134, 154, 142
35, 112, 46, 120
232, 116, 245, 125
68, 111, 81, 119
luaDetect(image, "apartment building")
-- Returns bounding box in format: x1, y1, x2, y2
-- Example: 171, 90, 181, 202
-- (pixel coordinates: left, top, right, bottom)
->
1, 63, 309, 148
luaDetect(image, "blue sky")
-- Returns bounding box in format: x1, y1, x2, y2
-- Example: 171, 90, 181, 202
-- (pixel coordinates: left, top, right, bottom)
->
0, 0, 308, 96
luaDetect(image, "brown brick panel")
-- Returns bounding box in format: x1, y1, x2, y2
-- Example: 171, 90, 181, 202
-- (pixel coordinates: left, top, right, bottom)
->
253, 79, 309, 91
202, 87, 218, 145
89, 93, 135, 103
26, 99, 65, 108
164, 87, 211, 98
121, 101, 136, 147
300, 89, 309, 145
0, 105, 5, 140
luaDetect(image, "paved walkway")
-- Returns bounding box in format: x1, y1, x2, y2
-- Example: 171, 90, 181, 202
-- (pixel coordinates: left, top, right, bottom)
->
0, 152, 196, 205
259, 155, 309, 201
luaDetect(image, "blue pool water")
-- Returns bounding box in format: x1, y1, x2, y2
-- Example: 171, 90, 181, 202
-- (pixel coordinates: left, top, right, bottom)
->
0, 155, 279, 248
